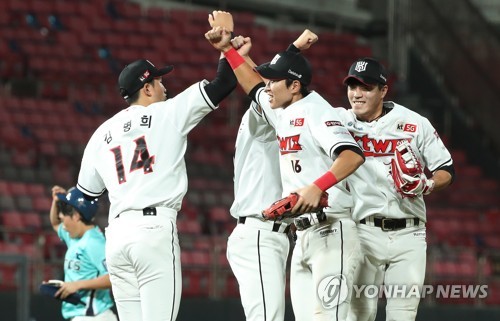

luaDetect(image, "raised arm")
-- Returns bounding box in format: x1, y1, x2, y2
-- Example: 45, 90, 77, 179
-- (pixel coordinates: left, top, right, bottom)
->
293, 29, 319, 51
205, 26, 263, 95
49, 185, 66, 232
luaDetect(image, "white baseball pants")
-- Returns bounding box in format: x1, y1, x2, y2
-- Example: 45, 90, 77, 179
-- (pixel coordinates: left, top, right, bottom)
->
347, 223, 427, 321
291, 217, 360, 321
227, 218, 290, 321
105, 208, 181, 321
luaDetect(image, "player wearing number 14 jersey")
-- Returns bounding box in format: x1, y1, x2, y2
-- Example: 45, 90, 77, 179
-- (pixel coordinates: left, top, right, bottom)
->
76, 57, 236, 321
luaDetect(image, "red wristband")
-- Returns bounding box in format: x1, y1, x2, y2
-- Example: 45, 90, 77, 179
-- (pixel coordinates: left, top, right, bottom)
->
224, 47, 245, 70
313, 171, 338, 191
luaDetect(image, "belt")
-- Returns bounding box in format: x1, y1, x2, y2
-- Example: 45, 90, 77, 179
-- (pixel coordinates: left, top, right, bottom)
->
359, 216, 420, 231
238, 216, 290, 233
294, 211, 327, 231
116, 207, 158, 218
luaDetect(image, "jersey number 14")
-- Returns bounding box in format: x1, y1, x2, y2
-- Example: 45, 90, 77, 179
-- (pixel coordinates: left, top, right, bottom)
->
110, 136, 155, 184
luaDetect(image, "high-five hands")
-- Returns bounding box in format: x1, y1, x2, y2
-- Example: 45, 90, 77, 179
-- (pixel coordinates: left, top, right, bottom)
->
208, 10, 233, 32
231, 35, 252, 57
205, 26, 232, 52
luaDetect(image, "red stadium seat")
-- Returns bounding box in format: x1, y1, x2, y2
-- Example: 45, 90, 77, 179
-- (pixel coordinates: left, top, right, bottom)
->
182, 270, 210, 297
177, 219, 202, 235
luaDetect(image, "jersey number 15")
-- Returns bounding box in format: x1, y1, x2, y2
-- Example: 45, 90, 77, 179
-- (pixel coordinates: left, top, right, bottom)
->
110, 136, 155, 184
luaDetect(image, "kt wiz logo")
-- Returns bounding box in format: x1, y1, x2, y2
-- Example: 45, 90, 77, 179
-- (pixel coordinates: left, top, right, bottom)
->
317, 274, 349, 309
277, 134, 302, 155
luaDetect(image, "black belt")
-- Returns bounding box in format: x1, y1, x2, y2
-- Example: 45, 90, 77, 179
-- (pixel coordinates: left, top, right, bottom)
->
238, 217, 291, 233
294, 210, 327, 231
359, 217, 419, 231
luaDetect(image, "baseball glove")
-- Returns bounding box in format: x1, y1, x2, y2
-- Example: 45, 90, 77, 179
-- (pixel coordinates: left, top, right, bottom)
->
390, 140, 434, 197
262, 192, 329, 221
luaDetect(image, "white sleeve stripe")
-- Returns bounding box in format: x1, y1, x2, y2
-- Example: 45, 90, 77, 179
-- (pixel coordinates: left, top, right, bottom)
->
198, 81, 216, 110
77, 183, 106, 197
329, 142, 360, 158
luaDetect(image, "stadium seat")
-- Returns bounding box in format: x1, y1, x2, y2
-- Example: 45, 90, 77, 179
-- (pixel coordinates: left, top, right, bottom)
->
0, 264, 18, 290
182, 270, 210, 297
31, 196, 52, 212
177, 219, 202, 235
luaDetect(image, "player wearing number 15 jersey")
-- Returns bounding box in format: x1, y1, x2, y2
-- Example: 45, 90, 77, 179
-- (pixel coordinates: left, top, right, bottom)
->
76, 56, 235, 321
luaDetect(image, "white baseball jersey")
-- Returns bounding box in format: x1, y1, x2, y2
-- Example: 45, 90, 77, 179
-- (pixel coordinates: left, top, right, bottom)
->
227, 102, 289, 321
254, 88, 359, 216
77, 81, 217, 221
337, 101, 453, 222
254, 88, 362, 321
230, 101, 282, 219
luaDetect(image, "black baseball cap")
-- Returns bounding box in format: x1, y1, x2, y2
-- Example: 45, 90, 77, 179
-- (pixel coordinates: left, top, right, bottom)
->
343, 57, 387, 86
118, 59, 174, 99
255, 51, 312, 86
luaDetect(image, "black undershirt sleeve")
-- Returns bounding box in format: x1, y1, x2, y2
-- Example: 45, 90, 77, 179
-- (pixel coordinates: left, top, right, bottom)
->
248, 82, 266, 102
204, 58, 237, 106
435, 164, 456, 184
333, 145, 366, 161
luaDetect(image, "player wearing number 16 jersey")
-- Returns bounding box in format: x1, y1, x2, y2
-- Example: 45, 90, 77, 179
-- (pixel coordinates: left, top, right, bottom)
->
205, 25, 367, 320
76, 55, 236, 321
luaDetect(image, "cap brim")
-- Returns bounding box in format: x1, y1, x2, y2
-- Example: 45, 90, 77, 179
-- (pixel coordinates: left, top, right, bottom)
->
39, 283, 85, 305
56, 193, 68, 203
343, 75, 381, 86
254, 63, 286, 81
154, 65, 174, 77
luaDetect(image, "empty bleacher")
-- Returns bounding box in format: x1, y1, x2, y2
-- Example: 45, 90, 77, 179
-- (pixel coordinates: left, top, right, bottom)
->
0, 0, 499, 305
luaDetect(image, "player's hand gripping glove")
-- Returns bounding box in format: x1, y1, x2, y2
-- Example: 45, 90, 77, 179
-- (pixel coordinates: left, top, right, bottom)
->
262, 192, 329, 221
390, 141, 435, 197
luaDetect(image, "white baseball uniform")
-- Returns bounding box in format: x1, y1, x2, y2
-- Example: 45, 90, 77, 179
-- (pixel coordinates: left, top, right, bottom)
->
77, 81, 217, 321
227, 101, 290, 321
337, 102, 453, 321
255, 88, 361, 321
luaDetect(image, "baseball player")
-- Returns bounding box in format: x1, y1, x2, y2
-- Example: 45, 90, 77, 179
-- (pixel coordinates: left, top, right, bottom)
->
49, 185, 117, 321
206, 26, 365, 321
225, 31, 318, 321
75, 11, 237, 321
337, 58, 455, 321
228, 100, 289, 321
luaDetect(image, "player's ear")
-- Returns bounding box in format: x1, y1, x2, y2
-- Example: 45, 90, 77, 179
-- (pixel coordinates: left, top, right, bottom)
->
291, 80, 301, 93
380, 85, 388, 99
143, 83, 154, 97
73, 211, 82, 222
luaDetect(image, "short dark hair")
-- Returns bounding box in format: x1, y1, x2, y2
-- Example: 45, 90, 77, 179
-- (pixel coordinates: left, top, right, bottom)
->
122, 78, 155, 105
57, 201, 94, 225
345, 78, 385, 90
285, 79, 310, 97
